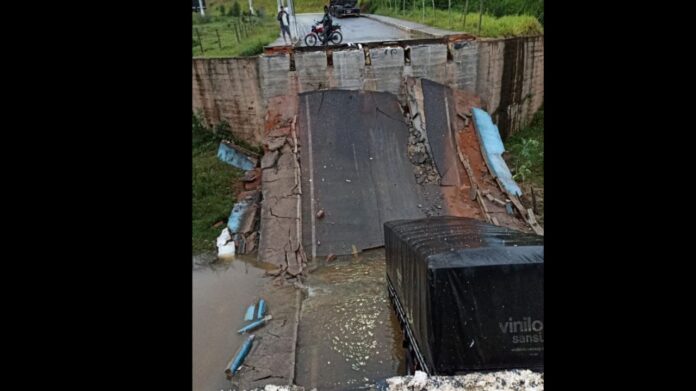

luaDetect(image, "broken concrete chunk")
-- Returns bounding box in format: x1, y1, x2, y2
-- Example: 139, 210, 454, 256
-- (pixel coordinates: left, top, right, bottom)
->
316, 209, 325, 219
268, 126, 292, 138
266, 137, 286, 152
261, 150, 280, 169
412, 152, 427, 164
245, 232, 258, 253
241, 168, 261, 182
244, 181, 260, 191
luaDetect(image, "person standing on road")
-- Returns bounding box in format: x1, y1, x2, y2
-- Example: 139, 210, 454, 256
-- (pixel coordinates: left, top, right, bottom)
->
277, 6, 291, 44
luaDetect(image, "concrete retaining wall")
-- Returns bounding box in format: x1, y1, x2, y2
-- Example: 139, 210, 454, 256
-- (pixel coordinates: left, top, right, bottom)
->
477, 36, 544, 138
192, 35, 544, 144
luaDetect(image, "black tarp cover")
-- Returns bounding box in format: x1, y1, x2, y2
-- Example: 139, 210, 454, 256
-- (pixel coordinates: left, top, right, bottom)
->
385, 216, 544, 374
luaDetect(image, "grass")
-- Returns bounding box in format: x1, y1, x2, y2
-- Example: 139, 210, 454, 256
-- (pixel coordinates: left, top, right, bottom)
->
193, 14, 280, 57
202, 0, 330, 14
373, 8, 542, 37
192, 113, 245, 254
193, 1, 542, 57
505, 107, 543, 225
192, 0, 374, 57
192, 0, 332, 57
505, 107, 543, 186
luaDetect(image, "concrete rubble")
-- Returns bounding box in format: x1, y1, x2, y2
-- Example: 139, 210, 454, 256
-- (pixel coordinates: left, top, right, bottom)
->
230, 285, 301, 391
257, 96, 307, 279
227, 190, 261, 254
235, 368, 544, 391
216, 140, 263, 256
384, 370, 544, 391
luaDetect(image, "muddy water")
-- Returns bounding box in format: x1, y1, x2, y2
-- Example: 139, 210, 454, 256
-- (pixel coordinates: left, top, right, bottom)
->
192, 254, 271, 391
296, 249, 406, 390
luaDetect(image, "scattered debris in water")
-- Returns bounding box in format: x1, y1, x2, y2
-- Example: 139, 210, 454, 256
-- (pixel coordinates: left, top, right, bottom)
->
238, 315, 273, 334
225, 334, 255, 379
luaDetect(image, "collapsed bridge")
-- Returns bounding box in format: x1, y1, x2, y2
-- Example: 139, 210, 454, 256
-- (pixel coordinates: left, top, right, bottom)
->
254, 78, 542, 276
196, 23, 544, 274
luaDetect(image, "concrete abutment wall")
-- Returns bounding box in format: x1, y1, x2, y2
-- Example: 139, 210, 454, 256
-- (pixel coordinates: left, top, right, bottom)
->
192, 35, 543, 144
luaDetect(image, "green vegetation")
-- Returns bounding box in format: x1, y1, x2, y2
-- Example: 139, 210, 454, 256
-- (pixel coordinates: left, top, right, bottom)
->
505, 107, 543, 225
192, 1, 543, 57
192, 0, 333, 57
374, 8, 541, 37
363, 0, 542, 37
192, 12, 279, 57
504, 105, 544, 226
364, 0, 543, 23
192, 113, 245, 254
506, 107, 543, 185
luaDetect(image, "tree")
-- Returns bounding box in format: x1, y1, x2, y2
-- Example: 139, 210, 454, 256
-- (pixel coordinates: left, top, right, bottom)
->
230, 1, 241, 17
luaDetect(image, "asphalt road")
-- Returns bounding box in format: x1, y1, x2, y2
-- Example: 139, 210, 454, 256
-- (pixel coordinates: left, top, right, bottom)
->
270, 14, 416, 47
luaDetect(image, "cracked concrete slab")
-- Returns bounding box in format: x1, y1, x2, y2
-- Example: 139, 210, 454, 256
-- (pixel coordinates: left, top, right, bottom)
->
258, 95, 306, 277
298, 90, 425, 258
261, 150, 280, 169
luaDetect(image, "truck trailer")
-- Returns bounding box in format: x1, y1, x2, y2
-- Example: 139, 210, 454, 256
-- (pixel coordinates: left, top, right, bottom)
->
384, 216, 544, 375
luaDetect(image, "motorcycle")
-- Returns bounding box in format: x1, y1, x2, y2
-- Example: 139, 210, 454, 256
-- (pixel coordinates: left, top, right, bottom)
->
304, 21, 343, 46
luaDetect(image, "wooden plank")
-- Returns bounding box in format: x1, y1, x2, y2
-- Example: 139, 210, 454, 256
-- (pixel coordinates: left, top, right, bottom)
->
455, 141, 479, 188
531, 187, 538, 214
468, 185, 477, 201
506, 194, 543, 235
491, 196, 507, 207
527, 208, 537, 225
526, 208, 544, 235
476, 189, 492, 223
508, 195, 528, 219
530, 223, 544, 236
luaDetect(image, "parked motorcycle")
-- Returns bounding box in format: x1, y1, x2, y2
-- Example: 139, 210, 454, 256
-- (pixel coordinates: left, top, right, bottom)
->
304, 21, 343, 46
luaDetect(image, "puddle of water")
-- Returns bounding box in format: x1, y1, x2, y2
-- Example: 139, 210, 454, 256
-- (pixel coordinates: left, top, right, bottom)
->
296, 249, 405, 390
192, 254, 268, 391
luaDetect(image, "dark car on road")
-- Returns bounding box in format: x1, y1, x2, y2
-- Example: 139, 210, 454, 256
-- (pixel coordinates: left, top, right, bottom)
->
329, 0, 360, 18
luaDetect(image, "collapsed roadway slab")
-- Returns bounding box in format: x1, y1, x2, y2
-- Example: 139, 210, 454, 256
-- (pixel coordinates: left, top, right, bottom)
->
257, 77, 541, 270
298, 89, 426, 258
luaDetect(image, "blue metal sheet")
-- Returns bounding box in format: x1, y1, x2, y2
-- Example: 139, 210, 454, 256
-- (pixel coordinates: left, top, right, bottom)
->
217, 142, 256, 171
472, 108, 522, 196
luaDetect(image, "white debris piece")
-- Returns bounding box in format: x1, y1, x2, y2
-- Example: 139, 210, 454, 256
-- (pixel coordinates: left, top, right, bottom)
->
408, 371, 428, 390
216, 228, 236, 258
385, 369, 543, 390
